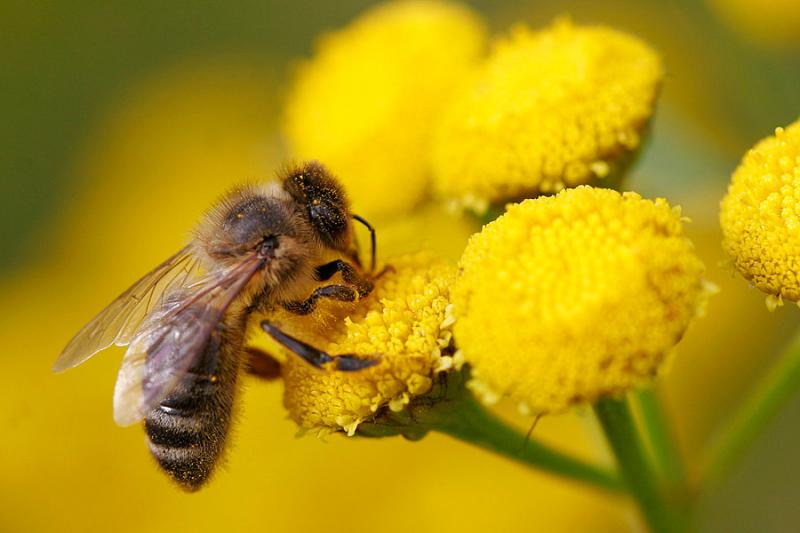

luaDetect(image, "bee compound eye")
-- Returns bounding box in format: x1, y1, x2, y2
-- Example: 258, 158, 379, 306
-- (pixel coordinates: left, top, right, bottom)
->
309, 201, 348, 245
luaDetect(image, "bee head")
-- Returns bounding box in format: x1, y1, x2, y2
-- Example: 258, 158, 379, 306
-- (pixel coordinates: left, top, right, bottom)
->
281, 161, 352, 252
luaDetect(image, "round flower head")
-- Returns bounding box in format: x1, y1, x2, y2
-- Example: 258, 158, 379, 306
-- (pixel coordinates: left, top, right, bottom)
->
282, 0, 487, 218
720, 119, 800, 308
452, 187, 707, 414
431, 19, 663, 212
252, 253, 456, 435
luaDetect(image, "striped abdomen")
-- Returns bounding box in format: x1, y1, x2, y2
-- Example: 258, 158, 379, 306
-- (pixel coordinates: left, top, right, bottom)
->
144, 319, 244, 491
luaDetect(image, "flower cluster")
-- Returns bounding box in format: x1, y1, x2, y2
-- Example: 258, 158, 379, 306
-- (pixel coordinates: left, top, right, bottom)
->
255, 1, 705, 434
283, 5, 662, 218
247, 187, 709, 433
720, 118, 800, 309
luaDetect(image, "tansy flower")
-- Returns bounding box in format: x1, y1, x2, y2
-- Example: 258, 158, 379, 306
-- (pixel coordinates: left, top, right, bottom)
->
282, 0, 487, 218
250, 253, 457, 435
451, 187, 707, 414
431, 19, 663, 213
720, 119, 800, 309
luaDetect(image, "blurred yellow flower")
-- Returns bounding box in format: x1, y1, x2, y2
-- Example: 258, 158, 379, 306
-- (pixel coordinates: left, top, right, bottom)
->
282, 0, 487, 219
720, 119, 800, 308
253, 253, 456, 435
707, 0, 800, 49
452, 187, 707, 414
431, 18, 663, 212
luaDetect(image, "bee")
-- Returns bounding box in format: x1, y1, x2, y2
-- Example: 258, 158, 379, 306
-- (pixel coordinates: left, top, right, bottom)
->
54, 161, 381, 491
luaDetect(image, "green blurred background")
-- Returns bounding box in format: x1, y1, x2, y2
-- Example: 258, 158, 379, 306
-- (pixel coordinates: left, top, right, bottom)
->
2, 1, 799, 532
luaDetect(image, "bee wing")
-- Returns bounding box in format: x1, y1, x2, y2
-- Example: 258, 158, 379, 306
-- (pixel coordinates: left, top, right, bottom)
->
112, 255, 263, 426
53, 247, 200, 372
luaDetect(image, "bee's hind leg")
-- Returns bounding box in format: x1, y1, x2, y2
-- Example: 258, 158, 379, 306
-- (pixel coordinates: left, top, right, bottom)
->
260, 321, 378, 371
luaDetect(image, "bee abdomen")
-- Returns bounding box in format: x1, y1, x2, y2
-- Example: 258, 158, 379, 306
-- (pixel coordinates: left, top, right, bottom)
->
145, 352, 239, 491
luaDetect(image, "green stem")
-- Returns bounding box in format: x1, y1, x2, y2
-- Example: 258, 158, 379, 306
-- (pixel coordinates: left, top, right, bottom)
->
358, 371, 623, 493
635, 387, 689, 497
595, 396, 686, 533
703, 325, 800, 489
424, 390, 624, 492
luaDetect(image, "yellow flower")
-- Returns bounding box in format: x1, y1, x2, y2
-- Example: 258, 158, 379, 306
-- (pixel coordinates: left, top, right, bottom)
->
282, 0, 487, 219
251, 253, 457, 435
452, 187, 707, 414
720, 119, 800, 308
431, 19, 663, 212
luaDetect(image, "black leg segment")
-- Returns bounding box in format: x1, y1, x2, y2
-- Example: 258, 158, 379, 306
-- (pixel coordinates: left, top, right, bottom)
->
260, 321, 332, 367
282, 284, 358, 315
260, 321, 379, 371
314, 259, 374, 297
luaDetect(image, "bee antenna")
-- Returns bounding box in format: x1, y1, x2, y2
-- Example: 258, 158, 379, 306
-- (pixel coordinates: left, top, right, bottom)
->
352, 214, 376, 272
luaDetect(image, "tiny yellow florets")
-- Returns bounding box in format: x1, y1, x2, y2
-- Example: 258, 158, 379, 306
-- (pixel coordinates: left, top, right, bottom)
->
282, 0, 487, 218
431, 18, 663, 212
452, 187, 707, 414
720, 119, 800, 306
275, 253, 456, 435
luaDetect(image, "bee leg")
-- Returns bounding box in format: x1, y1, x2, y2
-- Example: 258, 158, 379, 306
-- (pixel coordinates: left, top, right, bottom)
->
314, 259, 374, 297
260, 321, 331, 367
260, 321, 378, 371
244, 347, 282, 380
282, 284, 357, 315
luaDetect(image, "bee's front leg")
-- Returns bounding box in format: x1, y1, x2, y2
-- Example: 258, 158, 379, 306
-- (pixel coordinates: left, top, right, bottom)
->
314, 259, 374, 296
281, 284, 357, 315
282, 259, 395, 316
280, 259, 377, 316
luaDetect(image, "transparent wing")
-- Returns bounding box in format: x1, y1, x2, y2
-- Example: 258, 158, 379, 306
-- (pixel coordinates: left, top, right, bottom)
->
112, 255, 262, 426
53, 246, 200, 372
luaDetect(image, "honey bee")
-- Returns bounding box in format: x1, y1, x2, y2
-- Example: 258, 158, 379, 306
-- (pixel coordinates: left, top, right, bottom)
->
54, 161, 381, 491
